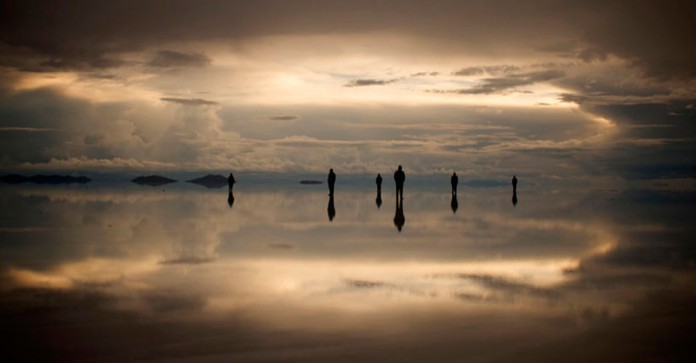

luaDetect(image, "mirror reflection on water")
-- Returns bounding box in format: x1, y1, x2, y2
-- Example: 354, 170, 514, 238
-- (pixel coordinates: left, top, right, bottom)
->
1, 182, 694, 362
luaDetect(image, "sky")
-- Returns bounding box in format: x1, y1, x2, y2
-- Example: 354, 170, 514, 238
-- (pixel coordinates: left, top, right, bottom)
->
1, 0, 695, 182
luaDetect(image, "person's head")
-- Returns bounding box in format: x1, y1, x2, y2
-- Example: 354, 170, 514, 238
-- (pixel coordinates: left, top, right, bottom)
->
453, 172, 456, 175
330, 168, 334, 173
398, 165, 402, 171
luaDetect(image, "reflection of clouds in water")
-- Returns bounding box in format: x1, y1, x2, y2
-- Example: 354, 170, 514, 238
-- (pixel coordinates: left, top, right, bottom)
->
1, 186, 695, 361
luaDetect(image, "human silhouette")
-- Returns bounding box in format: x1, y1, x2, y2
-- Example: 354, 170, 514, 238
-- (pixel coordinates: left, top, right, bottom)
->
393, 195, 405, 232
327, 195, 336, 221
228, 173, 236, 189
376, 173, 383, 208
451, 172, 458, 195
227, 189, 235, 208
328, 169, 336, 196
394, 165, 405, 200
451, 194, 458, 213
512, 175, 517, 192
512, 190, 518, 207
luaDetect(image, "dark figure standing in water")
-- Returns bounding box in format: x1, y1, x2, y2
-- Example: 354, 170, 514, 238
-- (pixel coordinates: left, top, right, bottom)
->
375, 173, 383, 208
394, 196, 405, 232
328, 169, 336, 196
394, 165, 405, 200
327, 195, 336, 221
451, 172, 458, 195
512, 175, 517, 192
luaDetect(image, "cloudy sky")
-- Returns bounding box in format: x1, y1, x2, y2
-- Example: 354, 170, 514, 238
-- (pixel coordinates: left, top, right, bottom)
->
1, 0, 694, 181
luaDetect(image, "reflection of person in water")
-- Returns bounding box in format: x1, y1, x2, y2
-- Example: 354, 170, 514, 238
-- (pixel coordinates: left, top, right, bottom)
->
511, 175, 518, 207
451, 172, 458, 195
327, 195, 336, 221
375, 173, 383, 208
227, 189, 235, 208
328, 169, 336, 196
393, 194, 405, 232
451, 194, 458, 213
227, 172, 236, 208
394, 165, 405, 200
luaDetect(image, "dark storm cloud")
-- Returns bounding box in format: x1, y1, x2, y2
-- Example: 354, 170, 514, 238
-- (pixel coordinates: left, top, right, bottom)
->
579, 1, 696, 80
148, 50, 211, 68
142, 290, 207, 312
344, 79, 398, 87
0, 127, 54, 133
452, 70, 565, 95
559, 93, 589, 104
160, 97, 218, 106
0, 1, 694, 82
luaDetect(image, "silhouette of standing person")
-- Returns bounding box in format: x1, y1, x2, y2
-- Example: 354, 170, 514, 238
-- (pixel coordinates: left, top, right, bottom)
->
512, 175, 517, 192
328, 169, 336, 196
375, 173, 383, 208
451, 172, 458, 195
394, 165, 405, 200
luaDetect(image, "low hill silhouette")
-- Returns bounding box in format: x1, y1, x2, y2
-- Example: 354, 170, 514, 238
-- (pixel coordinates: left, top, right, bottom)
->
300, 180, 323, 185
187, 174, 228, 188
1, 174, 91, 184
131, 175, 177, 186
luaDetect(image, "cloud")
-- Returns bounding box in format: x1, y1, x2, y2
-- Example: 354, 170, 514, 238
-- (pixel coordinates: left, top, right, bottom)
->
160, 97, 218, 106
559, 93, 588, 104
18, 157, 177, 171
268, 115, 300, 121
159, 256, 216, 265
411, 71, 439, 77
453, 65, 520, 76
579, 1, 696, 80
344, 79, 398, 87
148, 50, 211, 68
453, 70, 565, 94
142, 290, 207, 313
0, 127, 54, 132
451, 273, 559, 298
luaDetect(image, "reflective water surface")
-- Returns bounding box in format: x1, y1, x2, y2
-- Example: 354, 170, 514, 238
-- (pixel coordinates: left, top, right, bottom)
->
1, 183, 694, 362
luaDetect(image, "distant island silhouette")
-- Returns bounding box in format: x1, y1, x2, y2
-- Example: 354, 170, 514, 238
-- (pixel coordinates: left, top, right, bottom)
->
187, 174, 228, 188
131, 175, 177, 186
300, 180, 323, 184
0, 174, 91, 184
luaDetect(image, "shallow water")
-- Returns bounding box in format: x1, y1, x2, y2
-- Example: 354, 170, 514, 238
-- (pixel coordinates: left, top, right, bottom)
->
1, 182, 694, 362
